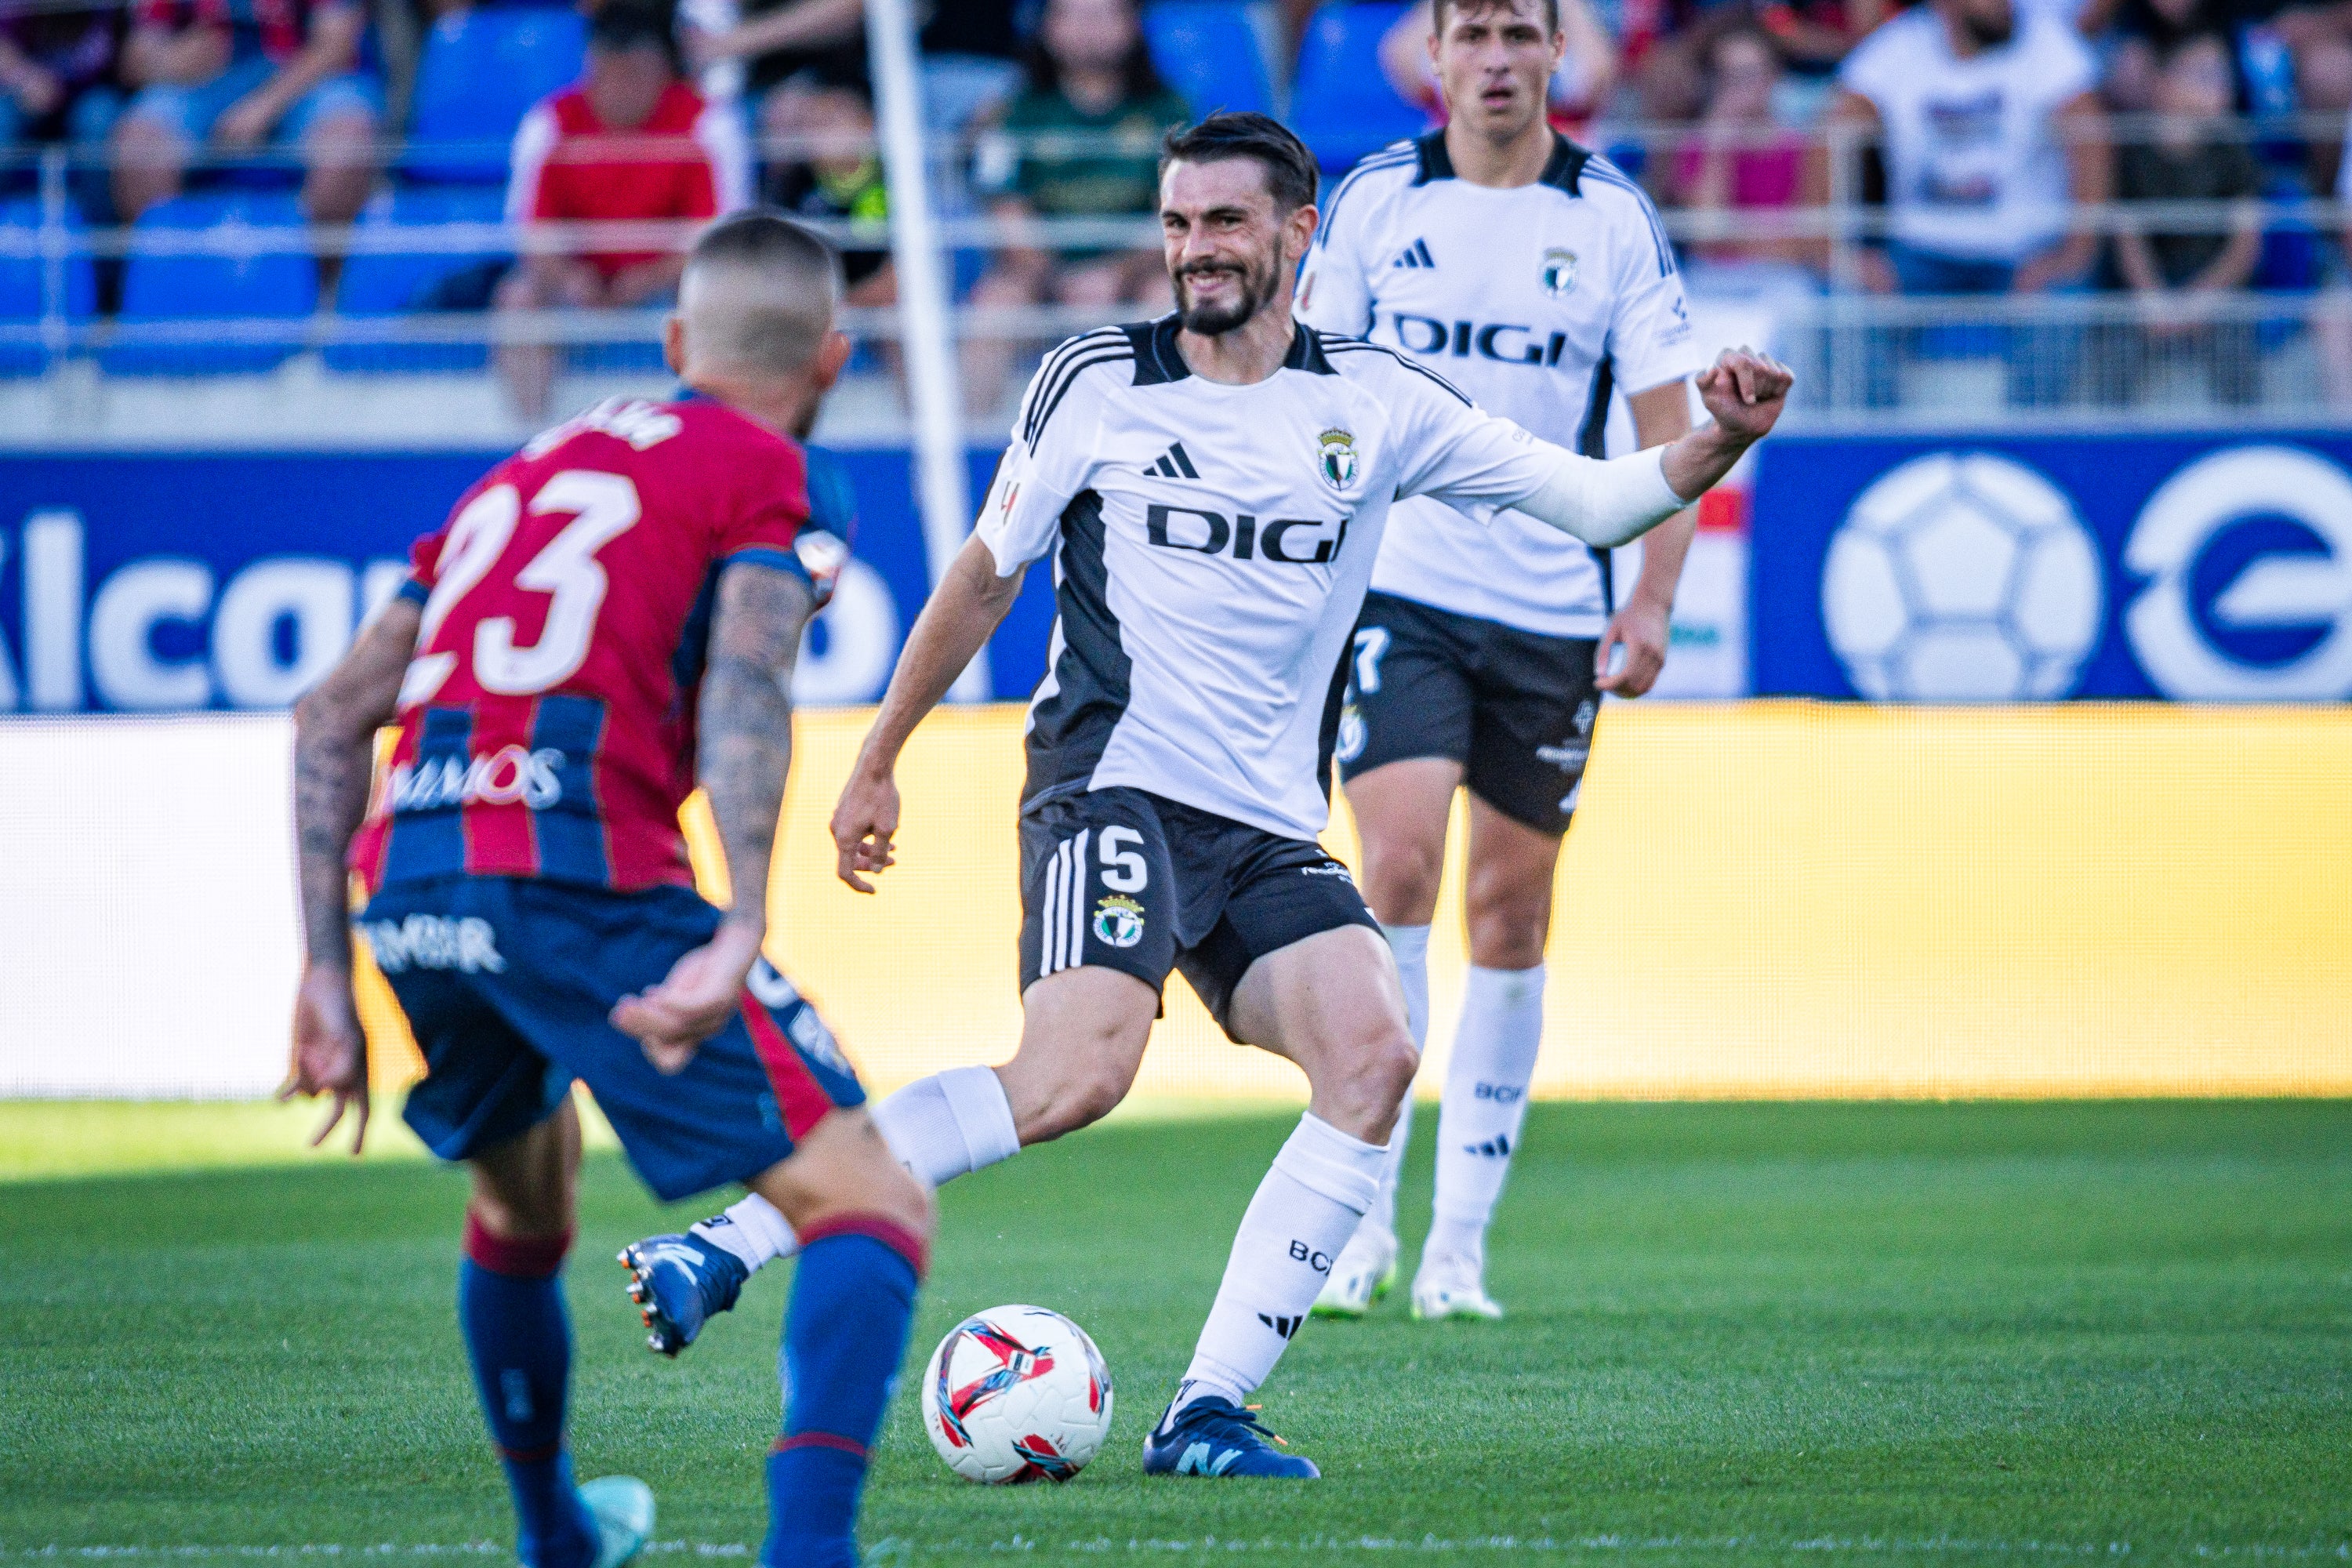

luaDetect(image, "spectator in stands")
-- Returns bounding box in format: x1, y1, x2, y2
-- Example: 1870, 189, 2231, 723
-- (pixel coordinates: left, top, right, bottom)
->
1378, 0, 1617, 136
497, 0, 750, 419
1834, 0, 2111, 405
1635, 0, 1888, 125
108, 0, 380, 262
685, 0, 1025, 133
2097, 31, 2263, 404
763, 75, 893, 305
2106, 0, 2241, 111
1664, 26, 1824, 285
0, 0, 123, 162
962, 0, 1187, 415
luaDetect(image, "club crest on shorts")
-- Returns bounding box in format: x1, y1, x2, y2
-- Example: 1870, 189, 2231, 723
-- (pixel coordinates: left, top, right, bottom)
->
1540, 248, 1579, 296
1316, 427, 1359, 490
1092, 894, 1146, 949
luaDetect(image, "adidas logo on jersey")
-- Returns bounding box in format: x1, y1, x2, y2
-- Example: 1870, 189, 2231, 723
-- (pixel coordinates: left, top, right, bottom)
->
1257, 1312, 1302, 1340
1391, 238, 1436, 269
1142, 441, 1200, 480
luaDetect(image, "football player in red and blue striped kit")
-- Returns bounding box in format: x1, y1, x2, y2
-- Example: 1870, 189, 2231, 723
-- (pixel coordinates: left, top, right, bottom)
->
281, 212, 924, 1568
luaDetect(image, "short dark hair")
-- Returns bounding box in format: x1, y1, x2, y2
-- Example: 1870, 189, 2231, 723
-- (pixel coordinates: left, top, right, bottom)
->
1158, 112, 1319, 213
588, 0, 676, 60
684, 210, 842, 372
1432, 0, 1563, 34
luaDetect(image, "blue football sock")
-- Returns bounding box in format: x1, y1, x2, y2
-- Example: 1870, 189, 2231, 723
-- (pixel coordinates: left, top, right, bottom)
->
761, 1218, 924, 1568
459, 1214, 597, 1568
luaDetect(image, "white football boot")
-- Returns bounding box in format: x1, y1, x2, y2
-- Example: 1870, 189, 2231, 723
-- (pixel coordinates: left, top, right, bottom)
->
1311, 1225, 1399, 1318
1410, 1248, 1504, 1321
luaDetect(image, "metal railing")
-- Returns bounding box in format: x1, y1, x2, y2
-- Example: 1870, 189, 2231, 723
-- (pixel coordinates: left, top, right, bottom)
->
0, 112, 2344, 441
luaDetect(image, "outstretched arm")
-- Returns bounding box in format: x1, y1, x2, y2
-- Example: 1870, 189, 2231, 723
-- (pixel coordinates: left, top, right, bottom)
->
1515, 347, 1791, 548
612, 561, 816, 1071
831, 535, 1026, 891
283, 596, 419, 1152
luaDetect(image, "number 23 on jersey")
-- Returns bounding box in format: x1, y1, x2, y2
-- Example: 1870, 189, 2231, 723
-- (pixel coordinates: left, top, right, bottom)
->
399, 469, 642, 708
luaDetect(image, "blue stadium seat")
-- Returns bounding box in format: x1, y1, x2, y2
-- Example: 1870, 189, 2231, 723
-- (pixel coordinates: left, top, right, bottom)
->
1290, 2, 1423, 172
328, 186, 510, 372
103, 194, 317, 376
1145, 2, 1275, 117
405, 5, 586, 184
0, 199, 96, 377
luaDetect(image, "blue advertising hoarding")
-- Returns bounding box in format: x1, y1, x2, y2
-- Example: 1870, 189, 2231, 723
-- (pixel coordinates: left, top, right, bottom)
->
1750, 434, 2352, 702
0, 445, 1047, 713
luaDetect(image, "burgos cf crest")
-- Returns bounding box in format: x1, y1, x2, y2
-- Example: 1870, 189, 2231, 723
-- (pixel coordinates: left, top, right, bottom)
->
1540, 248, 1578, 296
1317, 427, 1359, 490
1092, 894, 1146, 949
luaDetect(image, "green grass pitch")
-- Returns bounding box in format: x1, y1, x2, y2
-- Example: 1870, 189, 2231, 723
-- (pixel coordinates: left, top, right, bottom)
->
3, 1099, 2349, 1564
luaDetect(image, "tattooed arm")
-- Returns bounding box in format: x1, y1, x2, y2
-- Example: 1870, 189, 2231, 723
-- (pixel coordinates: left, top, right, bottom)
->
281, 596, 419, 1152
611, 561, 816, 1072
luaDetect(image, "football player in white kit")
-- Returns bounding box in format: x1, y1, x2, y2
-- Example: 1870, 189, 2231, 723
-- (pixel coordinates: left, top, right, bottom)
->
620, 113, 1788, 1479
1295, 0, 1709, 1323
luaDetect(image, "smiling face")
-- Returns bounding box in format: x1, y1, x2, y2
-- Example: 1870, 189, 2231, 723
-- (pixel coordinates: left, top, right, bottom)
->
1432, 0, 1563, 143
1159, 156, 1316, 336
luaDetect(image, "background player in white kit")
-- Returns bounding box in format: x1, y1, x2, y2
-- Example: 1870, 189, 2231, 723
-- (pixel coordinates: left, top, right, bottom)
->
622, 112, 1789, 1478
1295, 0, 1709, 1322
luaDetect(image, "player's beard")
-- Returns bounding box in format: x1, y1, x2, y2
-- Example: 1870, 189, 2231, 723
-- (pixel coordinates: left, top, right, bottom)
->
1174, 251, 1279, 336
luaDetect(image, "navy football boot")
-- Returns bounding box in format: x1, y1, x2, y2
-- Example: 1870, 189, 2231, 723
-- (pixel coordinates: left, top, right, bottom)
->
619, 1232, 747, 1356
1141, 1392, 1320, 1479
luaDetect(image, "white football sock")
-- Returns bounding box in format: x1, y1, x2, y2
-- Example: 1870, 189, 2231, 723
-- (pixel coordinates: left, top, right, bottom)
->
692, 1193, 797, 1270
1169, 1113, 1385, 1420
1427, 964, 1545, 1267
873, 1063, 1022, 1188
688, 1065, 1022, 1273
1363, 923, 1430, 1239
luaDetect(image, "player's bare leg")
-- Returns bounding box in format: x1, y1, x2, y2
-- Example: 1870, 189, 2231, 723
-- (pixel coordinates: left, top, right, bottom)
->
1144, 924, 1417, 1477
459, 1097, 655, 1568
1313, 757, 1458, 1316
1414, 794, 1563, 1320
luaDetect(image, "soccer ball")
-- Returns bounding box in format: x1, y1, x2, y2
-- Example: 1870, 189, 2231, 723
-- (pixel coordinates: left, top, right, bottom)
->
1820, 452, 2104, 701
920, 1305, 1114, 1484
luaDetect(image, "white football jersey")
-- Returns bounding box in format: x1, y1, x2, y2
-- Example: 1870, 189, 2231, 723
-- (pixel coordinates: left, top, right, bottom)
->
977, 316, 1584, 840
1297, 132, 1706, 637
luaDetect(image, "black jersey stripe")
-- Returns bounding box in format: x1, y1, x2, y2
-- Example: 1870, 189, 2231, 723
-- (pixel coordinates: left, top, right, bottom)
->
1025, 350, 1134, 450
1018, 329, 1126, 444
1579, 162, 1679, 278
1313, 145, 1417, 249
1019, 328, 1129, 443
1324, 339, 1474, 405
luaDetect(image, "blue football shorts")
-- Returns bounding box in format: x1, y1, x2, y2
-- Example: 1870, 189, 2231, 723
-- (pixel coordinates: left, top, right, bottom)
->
360, 875, 864, 1203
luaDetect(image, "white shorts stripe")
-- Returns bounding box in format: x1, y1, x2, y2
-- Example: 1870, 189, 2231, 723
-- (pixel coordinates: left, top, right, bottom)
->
1069, 828, 1091, 964
1043, 842, 1067, 975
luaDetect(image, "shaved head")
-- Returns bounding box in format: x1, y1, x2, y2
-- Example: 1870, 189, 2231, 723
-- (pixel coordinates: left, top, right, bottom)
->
677, 211, 843, 378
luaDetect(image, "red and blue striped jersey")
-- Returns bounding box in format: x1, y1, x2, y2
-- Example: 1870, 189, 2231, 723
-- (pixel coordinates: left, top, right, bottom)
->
351, 395, 841, 895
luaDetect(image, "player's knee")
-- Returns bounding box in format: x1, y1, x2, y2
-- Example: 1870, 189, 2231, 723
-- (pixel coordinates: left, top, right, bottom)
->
1323, 1025, 1416, 1139
1023, 1057, 1131, 1143
874, 1158, 936, 1243
1360, 837, 1445, 924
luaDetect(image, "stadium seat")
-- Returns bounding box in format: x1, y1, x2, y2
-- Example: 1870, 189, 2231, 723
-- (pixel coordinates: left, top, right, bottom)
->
0, 199, 96, 377
1145, 2, 1276, 118
103, 194, 318, 377
1290, 2, 1424, 172
405, 5, 586, 184
328, 186, 510, 373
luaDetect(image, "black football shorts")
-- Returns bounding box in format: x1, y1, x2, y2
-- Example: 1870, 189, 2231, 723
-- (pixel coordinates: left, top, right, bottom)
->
1334, 589, 1603, 837
1017, 786, 1379, 1039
